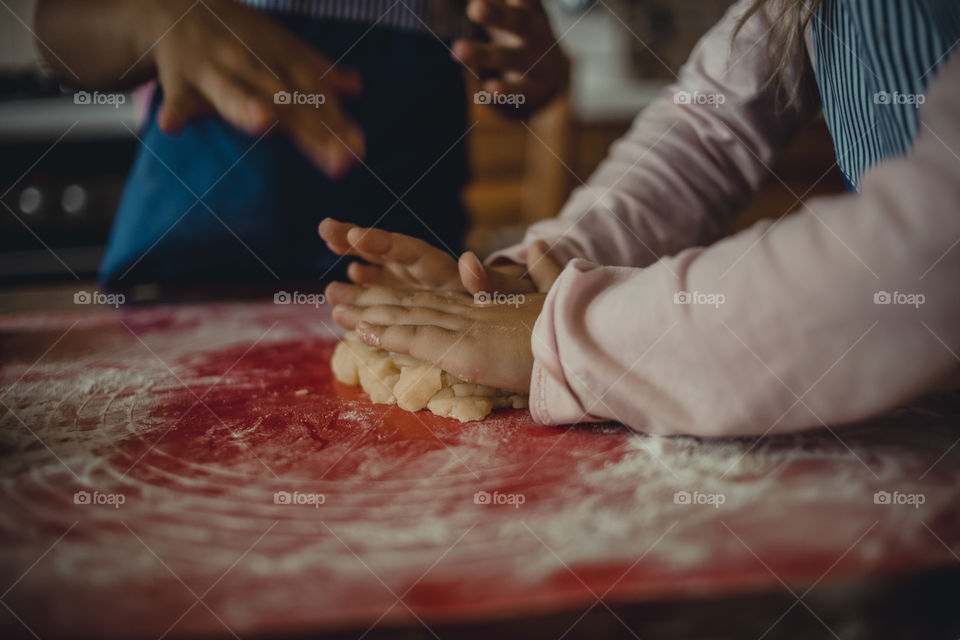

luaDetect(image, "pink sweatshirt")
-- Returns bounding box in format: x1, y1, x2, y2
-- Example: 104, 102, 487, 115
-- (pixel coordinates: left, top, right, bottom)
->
492, 1, 960, 436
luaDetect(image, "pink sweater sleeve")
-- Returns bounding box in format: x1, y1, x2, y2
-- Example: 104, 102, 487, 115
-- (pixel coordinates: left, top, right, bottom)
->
530, 49, 960, 436
489, 0, 819, 268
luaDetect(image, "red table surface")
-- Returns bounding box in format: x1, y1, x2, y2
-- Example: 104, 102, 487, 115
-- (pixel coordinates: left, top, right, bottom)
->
0, 301, 958, 639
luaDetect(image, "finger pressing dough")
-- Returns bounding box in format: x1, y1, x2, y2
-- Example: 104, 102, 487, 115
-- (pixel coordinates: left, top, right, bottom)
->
331, 332, 528, 422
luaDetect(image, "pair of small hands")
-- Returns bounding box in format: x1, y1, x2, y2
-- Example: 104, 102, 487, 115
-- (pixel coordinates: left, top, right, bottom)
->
150, 0, 567, 178
319, 218, 562, 393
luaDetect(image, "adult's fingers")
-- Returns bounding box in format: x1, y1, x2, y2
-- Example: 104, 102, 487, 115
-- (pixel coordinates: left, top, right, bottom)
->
193, 64, 274, 135
466, 0, 540, 36
272, 30, 363, 98
277, 99, 365, 177
207, 7, 363, 101
254, 49, 365, 178
452, 40, 527, 73
482, 76, 547, 103
287, 42, 363, 99
318, 65, 363, 99
209, 35, 287, 99
157, 85, 214, 133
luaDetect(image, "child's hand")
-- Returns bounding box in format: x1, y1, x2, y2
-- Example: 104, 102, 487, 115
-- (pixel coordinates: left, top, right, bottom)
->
325, 282, 545, 393
319, 218, 562, 293
458, 240, 561, 295
453, 0, 569, 114
319, 218, 465, 290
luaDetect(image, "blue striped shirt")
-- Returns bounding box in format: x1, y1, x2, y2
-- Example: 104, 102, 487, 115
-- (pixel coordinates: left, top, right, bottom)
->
811, 0, 960, 190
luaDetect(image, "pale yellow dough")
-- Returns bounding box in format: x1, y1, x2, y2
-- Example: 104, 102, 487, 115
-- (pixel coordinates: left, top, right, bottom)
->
331, 332, 528, 422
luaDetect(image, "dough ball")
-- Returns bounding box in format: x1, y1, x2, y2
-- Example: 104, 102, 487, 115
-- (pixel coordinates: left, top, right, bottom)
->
509, 395, 529, 409
394, 364, 443, 412
427, 388, 494, 422
452, 382, 498, 397
331, 340, 359, 385
391, 353, 423, 368
357, 352, 401, 405
443, 371, 465, 387
330, 331, 528, 421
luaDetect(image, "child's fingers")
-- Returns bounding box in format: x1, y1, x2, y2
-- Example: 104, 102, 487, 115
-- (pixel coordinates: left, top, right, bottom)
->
458, 252, 536, 295
346, 262, 405, 287
355, 322, 460, 367
320, 220, 407, 267
333, 304, 468, 331
346, 227, 437, 266
325, 282, 469, 313
526, 240, 562, 292
346, 227, 463, 289
457, 251, 488, 293
322, 221, 462, 289
318, 218, 355, 252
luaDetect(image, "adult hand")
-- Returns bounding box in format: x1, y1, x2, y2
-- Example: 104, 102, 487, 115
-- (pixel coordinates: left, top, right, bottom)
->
147, 0, 365, 177
453, 0, 569, 114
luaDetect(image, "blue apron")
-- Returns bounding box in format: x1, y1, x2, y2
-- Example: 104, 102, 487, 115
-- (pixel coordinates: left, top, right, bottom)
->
100, 17, 468, 287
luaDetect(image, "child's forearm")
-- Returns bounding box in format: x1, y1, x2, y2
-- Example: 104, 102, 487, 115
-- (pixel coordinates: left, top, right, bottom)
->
489, 0, 818, 271
528, 53, 960, 436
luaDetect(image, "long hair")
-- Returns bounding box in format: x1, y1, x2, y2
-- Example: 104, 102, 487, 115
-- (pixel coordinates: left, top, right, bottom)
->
733, 0, 823, 102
